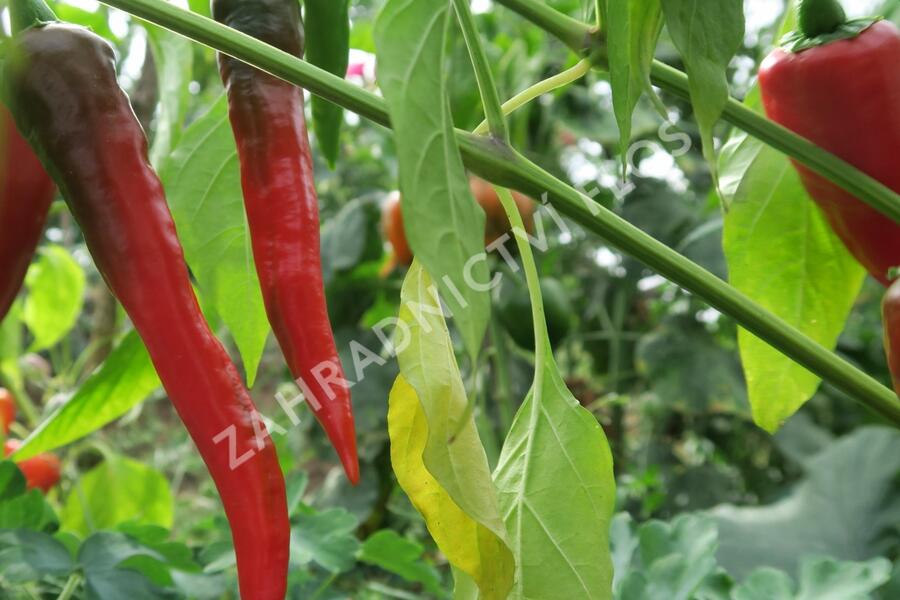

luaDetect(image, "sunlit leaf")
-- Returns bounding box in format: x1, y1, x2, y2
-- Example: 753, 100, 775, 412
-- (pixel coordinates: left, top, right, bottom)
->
14, 331, 160, 460
23, 245, 85, 351
60, 453, 173, 537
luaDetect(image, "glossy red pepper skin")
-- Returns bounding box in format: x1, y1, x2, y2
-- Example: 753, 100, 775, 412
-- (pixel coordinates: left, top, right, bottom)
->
213, 0, 359, 484
4, 23, 289, 599
0, 104, 55, 320
758, 21, 900, 286
884, 279, 900, 397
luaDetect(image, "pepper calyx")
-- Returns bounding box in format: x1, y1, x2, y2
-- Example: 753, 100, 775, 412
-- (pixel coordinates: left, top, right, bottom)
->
781, 17, 881, 53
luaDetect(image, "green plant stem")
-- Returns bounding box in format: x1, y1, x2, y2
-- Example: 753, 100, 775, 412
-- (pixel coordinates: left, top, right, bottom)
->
90, 0, 900, 424
493, 0, 900, 226
453, 0, 508, 142
798, 0, 847, 37
57, 574, 81, 600
489, 316, 516, 433
9, 0, 58, 34
495, 186, 549, 390
648, 61, 900, 225
473, 58, 591, 135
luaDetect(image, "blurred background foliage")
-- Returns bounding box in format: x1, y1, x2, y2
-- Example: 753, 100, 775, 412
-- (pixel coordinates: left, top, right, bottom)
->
1, 0, 900, 598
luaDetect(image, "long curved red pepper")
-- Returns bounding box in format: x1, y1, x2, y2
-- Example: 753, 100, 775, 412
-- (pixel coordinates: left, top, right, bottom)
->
758, 0, 900, 286
4, 16, 289, 599
0, 104, 55, 321
884, 278, 900, 398
213, 0, 359, 484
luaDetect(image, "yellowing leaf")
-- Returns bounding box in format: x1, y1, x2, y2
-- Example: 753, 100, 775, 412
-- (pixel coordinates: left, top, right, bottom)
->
390, 261, 514, 600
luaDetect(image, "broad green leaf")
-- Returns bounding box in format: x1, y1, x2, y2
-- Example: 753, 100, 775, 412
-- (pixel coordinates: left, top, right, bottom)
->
720, 90, 864, 432
494, 345, 616, 599
291, 507, 360, 573
305, 0, 350, 168
60, 454, 173, 537
23, 245, 85, 351
661, 0, 744, 181
712, 427, 900, 579
608, 0, 664, 161
0, 530, 74, 583
14, 331, 160, 460
390, 261, 514, 599
374, 0, 491, 361
358, 530, 442, 593
389, 376, 513, 600
160, 97, 269, 385
146, 25, 192, 167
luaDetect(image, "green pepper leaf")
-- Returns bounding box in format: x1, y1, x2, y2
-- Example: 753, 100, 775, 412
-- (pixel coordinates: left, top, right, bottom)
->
304, 0, 350, 169
374, 0, 492, 362
661, 0, 744, 184
720, 88, 864, 432
160, 97, 270, 386
358, 530, 443, 593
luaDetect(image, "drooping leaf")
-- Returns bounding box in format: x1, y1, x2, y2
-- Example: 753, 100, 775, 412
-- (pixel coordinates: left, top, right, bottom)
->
60, 454, 173, 537
389, 262, 514, 600
23, 244, 85, 352
304, 0, 350, 168
374, 0, 491, 361
608, 0, 665, 162
358, 530, 442, 593
660, 0, 744, 182
14, 331, 160, 460
712, 427, 900, 579
160, 97, 269, 385
146, 25, 192, 167
720, 89, 864, 432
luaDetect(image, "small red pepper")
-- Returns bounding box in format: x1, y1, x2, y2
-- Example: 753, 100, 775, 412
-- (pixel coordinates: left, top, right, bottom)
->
758, 0, 900, 286
213, 0, 359, 484
0, 104, 55, 321
3, 438, 60, 493
4, 5, 289, 597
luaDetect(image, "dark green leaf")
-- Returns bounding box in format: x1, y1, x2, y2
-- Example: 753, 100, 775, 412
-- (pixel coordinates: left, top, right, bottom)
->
305, 0, 350, 168
0, 529, 74, 583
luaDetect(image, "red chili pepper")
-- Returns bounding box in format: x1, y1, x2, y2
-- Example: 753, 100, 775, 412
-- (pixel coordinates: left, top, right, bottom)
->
758, 0, 900, 286
0, 388, 15, 436
884, 278, 900, 397
213, 0, 359, 484
0, 104, 55, 321
3, 438, 60, 493
4, 9, 289, 598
